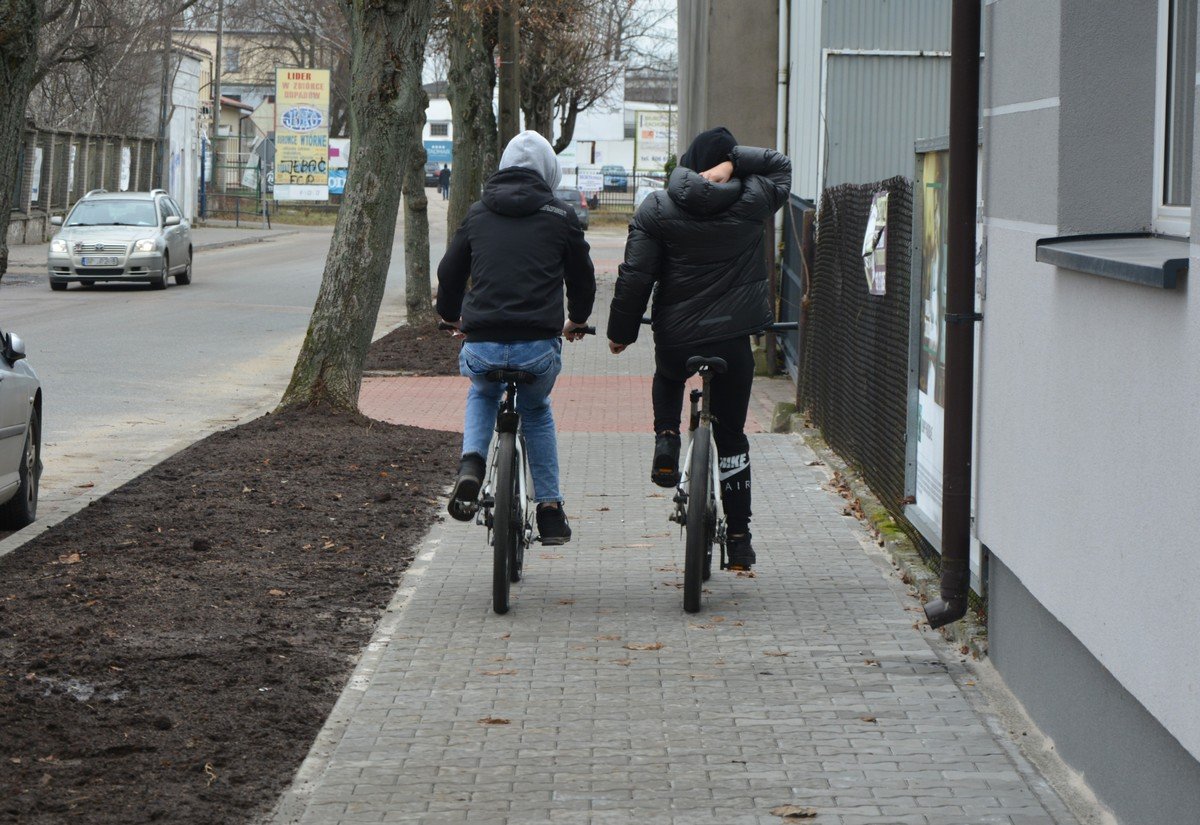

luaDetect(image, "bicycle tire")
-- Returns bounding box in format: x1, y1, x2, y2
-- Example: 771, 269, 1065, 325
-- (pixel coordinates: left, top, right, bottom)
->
684, 432, 712, 613
492, 433, 519, 614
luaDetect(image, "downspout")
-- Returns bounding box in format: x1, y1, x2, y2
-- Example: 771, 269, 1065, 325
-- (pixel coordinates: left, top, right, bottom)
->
769, 0, 789, 369
924, 0, 982, 629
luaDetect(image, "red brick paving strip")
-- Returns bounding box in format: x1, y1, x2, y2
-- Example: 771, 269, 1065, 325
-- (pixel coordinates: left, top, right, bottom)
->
359, 375, 767, 434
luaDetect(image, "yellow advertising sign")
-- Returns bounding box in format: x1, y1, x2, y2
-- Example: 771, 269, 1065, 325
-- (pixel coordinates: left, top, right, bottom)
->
274, 68, 330, 201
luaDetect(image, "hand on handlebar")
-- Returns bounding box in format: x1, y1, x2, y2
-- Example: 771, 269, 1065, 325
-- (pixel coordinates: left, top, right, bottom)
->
608, 340, 628, 355
563, 320, 590, 342
438, 318, 465, 340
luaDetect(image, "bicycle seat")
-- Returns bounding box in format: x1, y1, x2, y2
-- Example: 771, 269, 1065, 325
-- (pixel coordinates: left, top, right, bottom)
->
485, 369, 537, 385
686, 356, 728, 375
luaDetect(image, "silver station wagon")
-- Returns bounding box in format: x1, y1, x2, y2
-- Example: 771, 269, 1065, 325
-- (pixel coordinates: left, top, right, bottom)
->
47, 189, 194, 291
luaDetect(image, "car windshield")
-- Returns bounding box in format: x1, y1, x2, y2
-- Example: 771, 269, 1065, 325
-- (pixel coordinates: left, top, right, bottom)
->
66, 200, 158, 227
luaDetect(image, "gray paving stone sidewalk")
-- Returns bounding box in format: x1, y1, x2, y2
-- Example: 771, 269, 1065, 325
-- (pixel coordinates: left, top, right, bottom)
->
273, 236, 1079, 824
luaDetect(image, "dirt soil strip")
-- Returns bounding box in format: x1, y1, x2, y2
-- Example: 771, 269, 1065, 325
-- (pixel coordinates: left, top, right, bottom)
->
0, 406, 457, 824
364, 322, 460, 376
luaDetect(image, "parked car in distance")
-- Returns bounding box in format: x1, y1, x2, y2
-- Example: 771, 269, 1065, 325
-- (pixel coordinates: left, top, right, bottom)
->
0, 329, 41, 529
601, 165, 628, 192
47, 189, 193, 291
424, 162, 441, 187
553, 188, 590, 230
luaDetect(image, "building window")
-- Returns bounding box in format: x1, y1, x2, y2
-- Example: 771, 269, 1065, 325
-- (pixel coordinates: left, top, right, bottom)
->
1156, 0, 1197, 233
223, 46, 240, 74
430, 122, 449, 137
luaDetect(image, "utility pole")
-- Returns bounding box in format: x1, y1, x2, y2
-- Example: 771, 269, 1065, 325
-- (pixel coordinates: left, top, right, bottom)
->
497, 0, 520, 147
212, 0, 224, 193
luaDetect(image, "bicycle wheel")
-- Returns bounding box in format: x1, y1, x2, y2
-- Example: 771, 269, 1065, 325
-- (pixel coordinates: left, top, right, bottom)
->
684, 432, 712, 613
492, 432, 519, 614
510, 438, 527, 584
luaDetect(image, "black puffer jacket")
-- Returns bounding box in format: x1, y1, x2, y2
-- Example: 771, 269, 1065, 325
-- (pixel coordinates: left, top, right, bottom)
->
607, 146, 791, 348
437, 167, 595, 342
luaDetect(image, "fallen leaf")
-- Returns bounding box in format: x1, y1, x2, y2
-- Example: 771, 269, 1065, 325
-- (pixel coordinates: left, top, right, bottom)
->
863, 659, 879, 667
478, 717, 510, 725
489, 655, 511, 662
558, 598, 575, 605
624, 642, 664, 651
859, 715, 877, 723
539, 553, 563, 560
267, 589, 286, 597
613, 658, 633, 666
770, 805, 817, 819
76, 482, 94, 489
763, 650, 789, 657
242, 486, 252, 493
711, 616, 726, 623
595, 506, 610, 512
595, 634, 620, 641
204, 762, 218, 787
58, 553, 82, 565
479, 668, 517, 676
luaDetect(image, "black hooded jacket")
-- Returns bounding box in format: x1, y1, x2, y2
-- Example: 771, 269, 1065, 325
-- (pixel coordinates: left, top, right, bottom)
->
437, 167, 595, 342
607, 146, 792, 348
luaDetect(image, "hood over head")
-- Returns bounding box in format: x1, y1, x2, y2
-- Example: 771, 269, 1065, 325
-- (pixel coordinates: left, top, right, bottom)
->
666, 166, 742, 216
680, 126, 737, 173
499, 130, 562, 189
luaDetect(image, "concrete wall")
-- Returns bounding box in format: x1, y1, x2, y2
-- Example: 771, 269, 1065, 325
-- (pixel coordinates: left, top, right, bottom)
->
678, 0, 777, 157
977, 0, 1200, 815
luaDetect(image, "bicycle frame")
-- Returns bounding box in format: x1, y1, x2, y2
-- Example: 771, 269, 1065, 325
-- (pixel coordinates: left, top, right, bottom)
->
674, 377, 727, 566
478, 383, 534, 547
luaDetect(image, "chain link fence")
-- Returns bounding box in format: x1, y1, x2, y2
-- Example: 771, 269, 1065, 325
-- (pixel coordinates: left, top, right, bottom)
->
798, 176, 940, 569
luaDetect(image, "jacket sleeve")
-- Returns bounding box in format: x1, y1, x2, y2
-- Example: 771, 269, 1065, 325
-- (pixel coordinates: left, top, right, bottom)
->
436, 211, 472, 321
731, 145, 792, 216
606, 201, 663, 345
563, 211, 596, 324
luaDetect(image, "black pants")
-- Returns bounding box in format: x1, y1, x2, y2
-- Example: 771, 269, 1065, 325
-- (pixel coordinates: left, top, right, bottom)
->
651, 336, 753, 534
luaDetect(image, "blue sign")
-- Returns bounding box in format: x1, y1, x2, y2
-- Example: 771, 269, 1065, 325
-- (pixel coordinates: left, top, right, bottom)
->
424, 140, 453, 163
281, 106, 324, 132
328, 168, 347, 195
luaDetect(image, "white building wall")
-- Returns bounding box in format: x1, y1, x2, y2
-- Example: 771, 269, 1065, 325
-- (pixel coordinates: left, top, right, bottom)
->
169, 54, 201, 220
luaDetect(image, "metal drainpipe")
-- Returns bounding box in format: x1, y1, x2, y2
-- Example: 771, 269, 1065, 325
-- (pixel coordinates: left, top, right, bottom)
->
924, 0, 982, 629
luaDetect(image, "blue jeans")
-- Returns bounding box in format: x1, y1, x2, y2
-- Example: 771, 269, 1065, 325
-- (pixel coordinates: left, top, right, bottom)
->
460, 339, 563, 503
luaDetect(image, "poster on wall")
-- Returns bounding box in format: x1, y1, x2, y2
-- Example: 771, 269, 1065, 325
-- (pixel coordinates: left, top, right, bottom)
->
634, 110, 673, 172
66, 145, 77, 194
274, 68, 331, 201
30, 148, 43, 203
914, 151, 948, 534
119, 147, 131, 191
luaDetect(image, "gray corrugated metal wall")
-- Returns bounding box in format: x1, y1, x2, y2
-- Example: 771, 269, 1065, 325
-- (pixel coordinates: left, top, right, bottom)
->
822, 54, 950, 188
822, 0, 952, 51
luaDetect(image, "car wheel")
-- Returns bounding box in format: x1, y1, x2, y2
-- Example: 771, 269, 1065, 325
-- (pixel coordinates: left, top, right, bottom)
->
175, 248, 193, 285
152, 253, 169, 290
49, 279, 67, 291
0, 409, 40, 529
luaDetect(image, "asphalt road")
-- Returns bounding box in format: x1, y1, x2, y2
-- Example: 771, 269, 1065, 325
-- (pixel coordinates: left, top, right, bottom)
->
0, 199, 451, 524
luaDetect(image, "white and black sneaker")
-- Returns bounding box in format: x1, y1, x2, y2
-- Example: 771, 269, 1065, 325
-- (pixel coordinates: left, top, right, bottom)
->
726, 533, 756, 571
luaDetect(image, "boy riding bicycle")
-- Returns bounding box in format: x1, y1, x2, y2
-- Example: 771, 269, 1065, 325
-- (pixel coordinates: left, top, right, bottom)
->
607, 127, 792, 571
437, 130, 596, 544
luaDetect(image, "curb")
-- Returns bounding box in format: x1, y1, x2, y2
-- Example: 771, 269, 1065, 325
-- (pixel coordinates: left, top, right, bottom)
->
0, 400, 278, 564
765, 401, 989, 660
2, 230, 302, 273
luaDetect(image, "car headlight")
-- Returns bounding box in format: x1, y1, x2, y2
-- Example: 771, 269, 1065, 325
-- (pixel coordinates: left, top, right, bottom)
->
134, 239, 157, 253
49, 239, 68, 254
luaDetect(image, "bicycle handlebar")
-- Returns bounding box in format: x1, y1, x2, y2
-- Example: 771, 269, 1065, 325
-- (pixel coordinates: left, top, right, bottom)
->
639, 317, 798, 334
437, 321, 596, 335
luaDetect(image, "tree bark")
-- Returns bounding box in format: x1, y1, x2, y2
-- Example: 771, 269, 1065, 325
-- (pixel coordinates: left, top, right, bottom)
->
280, 0, 433, 410
0, 0, 43, 282
497, 0, 520, 147
403, 85, 433, 325
446, 2, 497, 238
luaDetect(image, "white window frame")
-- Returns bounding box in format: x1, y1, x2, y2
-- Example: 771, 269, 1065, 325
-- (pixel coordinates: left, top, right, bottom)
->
1153, 0, 1193, 237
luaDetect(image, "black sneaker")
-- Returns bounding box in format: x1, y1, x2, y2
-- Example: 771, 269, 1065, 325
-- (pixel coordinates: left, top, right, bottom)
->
651, 432, 681, 488
726, 533, 756, 571
448, 452, 485, 521
537, 503, 572, 545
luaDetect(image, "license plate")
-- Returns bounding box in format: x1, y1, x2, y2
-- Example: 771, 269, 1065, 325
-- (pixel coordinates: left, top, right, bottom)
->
80, 256, 119, 267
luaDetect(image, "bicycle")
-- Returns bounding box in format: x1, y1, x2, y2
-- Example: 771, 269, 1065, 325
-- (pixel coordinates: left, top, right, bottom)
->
643, 318, 799, 613
441, 322, 595, 614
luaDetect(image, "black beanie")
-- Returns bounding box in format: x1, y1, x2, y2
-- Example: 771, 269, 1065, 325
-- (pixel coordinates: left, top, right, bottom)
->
680, 126, 737, 172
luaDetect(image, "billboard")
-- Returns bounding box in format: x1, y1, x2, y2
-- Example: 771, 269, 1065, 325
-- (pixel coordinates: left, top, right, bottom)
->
274, 68, 330, 201
423, 140, 453, 164
634, 110, 673, 172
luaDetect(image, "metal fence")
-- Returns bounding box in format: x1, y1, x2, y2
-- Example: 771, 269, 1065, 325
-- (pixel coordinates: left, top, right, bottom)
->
560, 166, 668, 215
200, 133, 340, 225
798, 176, 939, 568
8, 127, 160, 243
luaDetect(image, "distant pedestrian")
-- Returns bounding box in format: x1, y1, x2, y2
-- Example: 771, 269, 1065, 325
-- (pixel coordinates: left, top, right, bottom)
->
438, 165, 451, 200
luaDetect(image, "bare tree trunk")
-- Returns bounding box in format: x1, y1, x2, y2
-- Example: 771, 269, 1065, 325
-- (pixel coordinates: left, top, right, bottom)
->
553, 96, 581, 154
0, 0, 43, 282
497, 0, 520, 146
280, 0, 433, 410
446, 2, 497, 237
403, 85, 433, 325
